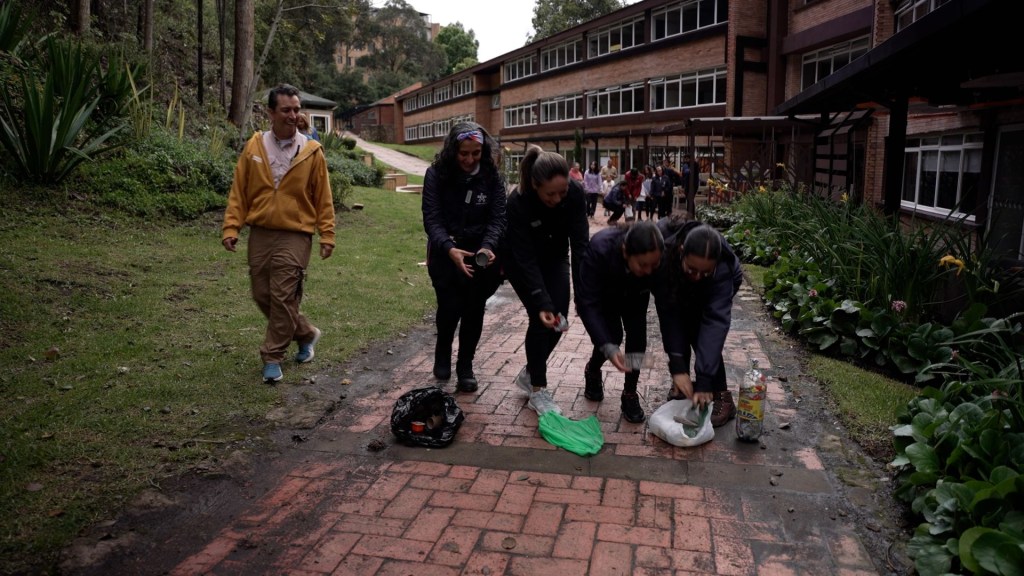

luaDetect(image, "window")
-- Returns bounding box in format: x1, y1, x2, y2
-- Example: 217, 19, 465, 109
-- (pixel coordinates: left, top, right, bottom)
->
504, 102, 536, 128
417, 124, 431, 139
405, 125, 417, 141
453, 76, 474, 97
540, 39, 582, 72
540, 95, 582, 123
504, 55, 536, 83
491, 94, 501, 109
587, 83, 645, 118
433, 119, 452, 138
417, 92, 432, 108
649, 67, 726, 110
434, 84, 450, 103
651, 0, 728, 42
403, 99, 416, 113
801, 36, 869, 91
587, 16, 644, 59
895, 0, 951, 31
901, 133, 982, 219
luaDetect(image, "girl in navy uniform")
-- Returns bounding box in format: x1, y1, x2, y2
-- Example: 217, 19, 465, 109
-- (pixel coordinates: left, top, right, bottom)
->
653, 218, 744, 427
576, 221, 664, 423
422, 122, 507, 392
504, 146, 589, 415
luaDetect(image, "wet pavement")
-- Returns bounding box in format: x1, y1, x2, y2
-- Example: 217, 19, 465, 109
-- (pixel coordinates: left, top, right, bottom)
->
69, 142, 907, 575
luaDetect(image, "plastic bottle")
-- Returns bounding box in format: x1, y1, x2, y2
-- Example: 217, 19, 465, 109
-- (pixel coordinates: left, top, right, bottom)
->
736, 359, 766, 442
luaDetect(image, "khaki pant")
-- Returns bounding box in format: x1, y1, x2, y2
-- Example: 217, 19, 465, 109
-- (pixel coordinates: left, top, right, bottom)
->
247, 227, 317, 363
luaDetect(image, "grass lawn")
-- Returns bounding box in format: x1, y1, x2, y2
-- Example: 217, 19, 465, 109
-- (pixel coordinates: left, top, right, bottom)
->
0, 186, 433, 572
372, 142, 439, 163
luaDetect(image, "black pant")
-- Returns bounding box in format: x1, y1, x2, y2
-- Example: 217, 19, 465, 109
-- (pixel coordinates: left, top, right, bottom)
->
606, 205, 625, 223
430, 259, 502, 370
586, 193, 599, 217
586, 292, 649, 393
658, 194, 673, 219
679, 314, 728, 392
510, 257, 570, 388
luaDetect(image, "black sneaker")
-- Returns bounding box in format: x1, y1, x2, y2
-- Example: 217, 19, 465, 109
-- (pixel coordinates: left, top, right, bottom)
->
456, 366, 478, 393
584, 367, 604, 401
621, 391, 645, 423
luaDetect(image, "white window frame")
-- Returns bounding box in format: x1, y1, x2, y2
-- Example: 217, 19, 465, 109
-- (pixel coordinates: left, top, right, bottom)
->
417, 92, 432, 108
649, 67, 726, 110
504, 55, 536, 83
540, 95, 583, 124
587, 16, 644, 59
540, 39, 582, 72
801, 36, 870, 91
504, 102, 537, 128
901, 132, 982, 221
403, 99, 416, 113
651, 0, 728, 42
417, 124, 431, 139
434, 84, 450, 103
587, 82, 645, 118
453, 77, 474, 97
895, 0, 951, 31
405, 125, 417, 141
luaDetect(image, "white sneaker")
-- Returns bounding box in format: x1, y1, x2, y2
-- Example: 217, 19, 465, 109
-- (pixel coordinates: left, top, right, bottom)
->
515, 367, 533, 395
528, 389, 562, 415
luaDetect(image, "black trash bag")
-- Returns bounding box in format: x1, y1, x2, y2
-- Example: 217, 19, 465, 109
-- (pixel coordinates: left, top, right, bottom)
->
390, 386, 465, 448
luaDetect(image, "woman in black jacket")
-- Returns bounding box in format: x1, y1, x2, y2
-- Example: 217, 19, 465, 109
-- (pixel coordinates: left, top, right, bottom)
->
504, 146, 589, 416
422, 122, 507, 393
652, 217, 744, 427
576, 221, 664, 423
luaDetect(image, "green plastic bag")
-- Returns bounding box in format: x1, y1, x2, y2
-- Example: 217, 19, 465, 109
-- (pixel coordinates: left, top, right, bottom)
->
538, 412, 604, 456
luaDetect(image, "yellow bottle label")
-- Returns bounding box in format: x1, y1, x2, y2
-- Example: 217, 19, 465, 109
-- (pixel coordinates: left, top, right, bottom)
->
737, 384, 765, 421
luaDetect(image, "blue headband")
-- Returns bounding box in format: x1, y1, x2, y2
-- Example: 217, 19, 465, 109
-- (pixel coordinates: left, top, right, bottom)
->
456, 129, 484, 144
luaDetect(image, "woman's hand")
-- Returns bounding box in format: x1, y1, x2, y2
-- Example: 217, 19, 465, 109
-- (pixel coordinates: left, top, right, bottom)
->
448, 247, 475, 278
538, 310, 558, 329
478, 248, 495, 267
609, 349, 627, 372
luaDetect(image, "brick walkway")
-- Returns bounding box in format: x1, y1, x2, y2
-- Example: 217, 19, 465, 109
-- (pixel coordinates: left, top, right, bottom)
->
166, 215, 883, 576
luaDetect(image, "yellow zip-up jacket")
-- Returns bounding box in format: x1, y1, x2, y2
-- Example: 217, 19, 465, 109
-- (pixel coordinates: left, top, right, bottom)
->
222, 132, 335, 246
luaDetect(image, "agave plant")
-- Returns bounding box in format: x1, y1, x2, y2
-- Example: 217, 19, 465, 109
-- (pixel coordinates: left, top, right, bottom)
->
0, 38, 125, 184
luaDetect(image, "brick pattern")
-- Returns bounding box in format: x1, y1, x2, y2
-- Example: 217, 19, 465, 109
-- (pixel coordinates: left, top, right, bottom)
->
169, 215, 880, 575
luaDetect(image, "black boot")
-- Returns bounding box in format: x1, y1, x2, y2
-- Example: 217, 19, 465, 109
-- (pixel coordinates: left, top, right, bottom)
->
584, 365, 604, 401
455, 360, 478, 393
620, 391, 645, 423
433, 346, 451, 381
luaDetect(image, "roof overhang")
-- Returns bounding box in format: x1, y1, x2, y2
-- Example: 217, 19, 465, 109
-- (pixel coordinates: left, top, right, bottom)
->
775, 0, 1023, 115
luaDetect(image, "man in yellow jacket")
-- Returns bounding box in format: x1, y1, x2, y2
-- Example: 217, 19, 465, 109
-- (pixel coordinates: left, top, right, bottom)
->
221, 84, 335, 383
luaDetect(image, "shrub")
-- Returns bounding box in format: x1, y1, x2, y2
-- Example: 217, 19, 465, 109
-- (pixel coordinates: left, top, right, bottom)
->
73, 128, 233, 219
324, 151, 383, 188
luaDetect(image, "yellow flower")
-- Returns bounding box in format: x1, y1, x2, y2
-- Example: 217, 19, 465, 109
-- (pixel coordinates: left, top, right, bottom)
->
757, 185, 767, 194
840, 192, 849, 203
938, 254, 965, 276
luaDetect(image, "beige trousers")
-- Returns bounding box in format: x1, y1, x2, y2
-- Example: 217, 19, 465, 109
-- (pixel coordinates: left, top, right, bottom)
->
247, 227, 317, 363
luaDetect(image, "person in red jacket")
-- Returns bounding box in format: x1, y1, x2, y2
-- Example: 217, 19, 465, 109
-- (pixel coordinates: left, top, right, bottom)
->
221, 84, 335, 384
622, 167, 644, 222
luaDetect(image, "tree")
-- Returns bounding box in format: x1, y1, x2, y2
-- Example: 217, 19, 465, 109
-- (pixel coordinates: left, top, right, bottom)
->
228, 0, 254, 127
529, 0, 624, 42
73, 0, 90, 35
435, 22, 478, 76
355, 0, 446, 80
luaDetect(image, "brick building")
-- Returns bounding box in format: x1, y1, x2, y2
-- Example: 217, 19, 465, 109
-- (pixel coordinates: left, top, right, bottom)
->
396, 0, 1023, 265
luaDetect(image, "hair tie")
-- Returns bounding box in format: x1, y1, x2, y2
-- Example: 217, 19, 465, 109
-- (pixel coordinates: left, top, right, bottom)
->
456, 129, 484, 144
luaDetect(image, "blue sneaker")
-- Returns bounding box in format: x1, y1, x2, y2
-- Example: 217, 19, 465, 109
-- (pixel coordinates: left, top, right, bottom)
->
295, 327, 321, 363
263, 362, 283, 383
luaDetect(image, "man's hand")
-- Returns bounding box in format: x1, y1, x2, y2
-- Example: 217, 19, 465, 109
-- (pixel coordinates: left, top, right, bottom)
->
223, 237, 238, 252
448, 247, 474, 278
320, 243, 334, 259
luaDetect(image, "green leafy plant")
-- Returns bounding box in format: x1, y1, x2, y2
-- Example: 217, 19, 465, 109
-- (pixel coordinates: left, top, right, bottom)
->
891, 313, 1024, 575
0, 38, 125, 184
